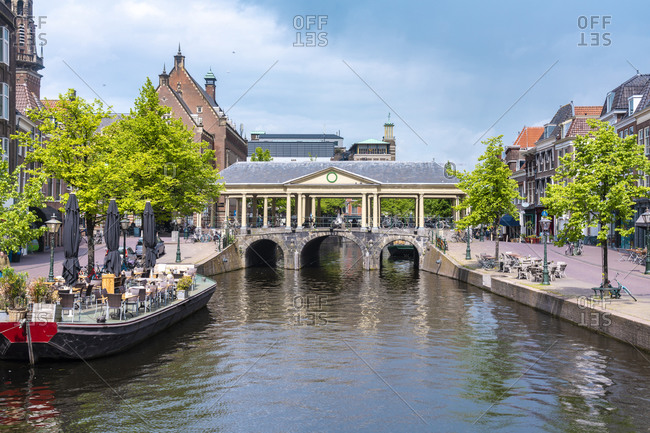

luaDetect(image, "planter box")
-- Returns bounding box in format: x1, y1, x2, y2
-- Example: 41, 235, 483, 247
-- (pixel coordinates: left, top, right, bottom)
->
177, 289, 188, 300
31, 303, 62, 322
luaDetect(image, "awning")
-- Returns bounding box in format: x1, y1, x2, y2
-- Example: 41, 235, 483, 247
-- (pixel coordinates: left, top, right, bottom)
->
499, 214, 520, 227
30, 205, 63, 227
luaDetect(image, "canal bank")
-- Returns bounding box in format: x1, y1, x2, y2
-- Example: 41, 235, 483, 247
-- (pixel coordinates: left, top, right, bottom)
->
422, 238, 650, 352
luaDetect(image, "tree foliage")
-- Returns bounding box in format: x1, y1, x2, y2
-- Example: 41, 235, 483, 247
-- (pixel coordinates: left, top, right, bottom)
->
104, 78, 223, 217
542, 119, 650, 286
0, 162, 48, 254
250, 147, 273, 161
454, 136, 520, 260
16, 89, 114, 269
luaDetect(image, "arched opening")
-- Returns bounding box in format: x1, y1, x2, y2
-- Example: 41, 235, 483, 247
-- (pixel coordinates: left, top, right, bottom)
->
300, 235, 363, 270
381, 240, 420, 271
245, 239, 284, 268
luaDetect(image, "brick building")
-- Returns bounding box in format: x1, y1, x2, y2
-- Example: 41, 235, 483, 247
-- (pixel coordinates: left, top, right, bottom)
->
156, 47, 248, 227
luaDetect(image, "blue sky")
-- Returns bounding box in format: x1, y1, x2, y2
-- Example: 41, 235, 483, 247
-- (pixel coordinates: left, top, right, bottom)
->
37, 0, 648, 168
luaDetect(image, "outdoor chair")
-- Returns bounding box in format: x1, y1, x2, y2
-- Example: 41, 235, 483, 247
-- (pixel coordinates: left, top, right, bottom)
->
125, 288, 140, 315
529, 267, 543, 282
137, 288, 152, 313
556, 262, 567, 278
107, 293, 126, 320
60, 293, 80, 322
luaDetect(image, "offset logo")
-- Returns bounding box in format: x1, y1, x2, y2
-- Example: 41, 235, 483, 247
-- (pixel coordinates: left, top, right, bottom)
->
577, 15, 612, 47
293, 15, 328, 47
443, 161, 457, 179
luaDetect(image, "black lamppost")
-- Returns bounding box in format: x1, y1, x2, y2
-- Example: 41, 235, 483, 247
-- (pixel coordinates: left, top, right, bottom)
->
46, 214, 62, 282
175, 216, 182, 263
120, 215, 129, 271
465, 226, 471, 260
642, 207, 650, 275
540, 216, 551, 285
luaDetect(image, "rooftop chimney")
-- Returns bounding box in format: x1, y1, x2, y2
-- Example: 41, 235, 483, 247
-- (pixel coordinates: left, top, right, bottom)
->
204, 69, 216, 102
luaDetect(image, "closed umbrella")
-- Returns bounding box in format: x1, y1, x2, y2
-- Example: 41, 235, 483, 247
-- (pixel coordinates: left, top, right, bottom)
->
142, 201, 157, 270
62, 193, 81, 286
103, 199, 121, 276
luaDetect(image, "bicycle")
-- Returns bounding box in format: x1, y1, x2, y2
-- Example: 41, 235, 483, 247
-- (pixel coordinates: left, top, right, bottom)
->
94, 230, 104, 245
381, 216, 404, 229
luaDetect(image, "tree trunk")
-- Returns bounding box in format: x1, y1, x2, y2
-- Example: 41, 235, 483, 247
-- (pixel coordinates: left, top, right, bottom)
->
494, 218, 500, 264
86, 216, 95, 274
602, 240, 608, 287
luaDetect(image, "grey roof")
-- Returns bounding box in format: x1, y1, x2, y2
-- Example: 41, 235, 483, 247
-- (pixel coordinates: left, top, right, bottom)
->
636, 79, 650, 113
601, 74, 650, 116
219, 161, 458, 185
97, 114, 124, 131
255, 133, 343, 140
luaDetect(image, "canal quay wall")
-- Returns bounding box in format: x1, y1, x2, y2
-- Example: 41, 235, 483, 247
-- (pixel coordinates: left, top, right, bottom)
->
195, 244, 244, 276
421, 244, 650, 353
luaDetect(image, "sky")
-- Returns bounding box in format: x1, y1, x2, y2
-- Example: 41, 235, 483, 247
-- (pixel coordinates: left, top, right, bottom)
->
36, 0, 649, 169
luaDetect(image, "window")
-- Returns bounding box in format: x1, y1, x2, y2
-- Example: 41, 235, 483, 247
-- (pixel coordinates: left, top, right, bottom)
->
606, 92, 614, 113
1, 137, 7, 162
0, 27, 8, 65
629, 127, 634, 136
645, 127, 650, 155
0, 83, 8, 120
197, 106, 202, 113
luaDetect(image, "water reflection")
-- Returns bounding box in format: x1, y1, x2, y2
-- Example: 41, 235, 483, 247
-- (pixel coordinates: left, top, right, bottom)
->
2, 239, 650, 431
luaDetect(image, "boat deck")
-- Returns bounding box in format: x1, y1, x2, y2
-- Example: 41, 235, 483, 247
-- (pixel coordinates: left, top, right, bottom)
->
44, 276, 216, 325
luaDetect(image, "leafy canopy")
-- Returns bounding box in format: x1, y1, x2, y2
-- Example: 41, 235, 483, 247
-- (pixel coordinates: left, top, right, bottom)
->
250, 147, 273, 162
543, 119, 650, 245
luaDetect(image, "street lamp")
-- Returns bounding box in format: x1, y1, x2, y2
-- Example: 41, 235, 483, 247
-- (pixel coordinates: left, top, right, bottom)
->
465, 226, 471, 260
642, 207, 650, 275
176, 215, 183, 263
45, 213, 62, 282
120, 215, 129, 271
540, 216, 551, 285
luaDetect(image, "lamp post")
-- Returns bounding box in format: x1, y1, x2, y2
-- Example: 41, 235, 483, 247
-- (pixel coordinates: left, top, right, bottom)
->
642, 207, 650, 275
120, 215, 129, 271
45, 213, 62, 282
540, 216, 551, 285
465, 226, 471, 260
176, 216, 182, 263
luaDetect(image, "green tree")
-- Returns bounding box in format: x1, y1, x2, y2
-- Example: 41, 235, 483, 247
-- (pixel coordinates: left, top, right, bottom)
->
16, 89, 115, 271
0, 163, 48, 255
424, 199, 453, 218
454, 136, 520, 261
543, 119, 650, 287
250, 147, 273, 161
104, 78, 223, 217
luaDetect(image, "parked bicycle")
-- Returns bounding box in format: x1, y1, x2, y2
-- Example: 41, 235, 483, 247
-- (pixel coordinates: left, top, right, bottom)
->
381, 215, 404, 229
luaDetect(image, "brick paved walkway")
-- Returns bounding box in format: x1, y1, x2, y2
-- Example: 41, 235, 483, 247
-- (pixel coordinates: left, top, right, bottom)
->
445, 238, 650, 323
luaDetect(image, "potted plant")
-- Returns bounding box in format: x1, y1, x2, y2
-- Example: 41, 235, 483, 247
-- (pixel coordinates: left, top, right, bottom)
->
0, 267, 29, 321
176, 275, 192, 300
27, 277, 61, 322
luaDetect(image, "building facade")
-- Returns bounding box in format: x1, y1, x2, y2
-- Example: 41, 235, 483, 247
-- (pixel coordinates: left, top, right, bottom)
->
157, 48, 248, 226
248, 132, 343, 162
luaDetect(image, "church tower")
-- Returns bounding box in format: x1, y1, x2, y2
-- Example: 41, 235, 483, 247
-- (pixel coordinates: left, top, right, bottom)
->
12, 0, 44, 98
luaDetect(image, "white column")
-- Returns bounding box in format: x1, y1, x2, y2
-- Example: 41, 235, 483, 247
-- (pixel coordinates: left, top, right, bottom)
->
373, 194, 379, 228
297, 193, 304, 228
241, 194, 247, 228
224, 196, 230, 224
361, 193, 367, 228
418, 194, 425, 228
454, 197, 460, 222
263, 197, 269, 228
311, 196, 316, 225
286, 193, 292, 229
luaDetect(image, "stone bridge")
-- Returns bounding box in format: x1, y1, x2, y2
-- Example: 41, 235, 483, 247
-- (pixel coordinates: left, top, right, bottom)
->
233, 227, 432, 270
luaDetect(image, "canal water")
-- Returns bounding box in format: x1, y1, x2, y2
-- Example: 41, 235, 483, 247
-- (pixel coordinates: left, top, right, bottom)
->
1, 238, 650, 432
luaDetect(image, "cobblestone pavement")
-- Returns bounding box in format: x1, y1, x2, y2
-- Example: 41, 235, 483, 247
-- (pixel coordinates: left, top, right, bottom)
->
445, 237, 650, 323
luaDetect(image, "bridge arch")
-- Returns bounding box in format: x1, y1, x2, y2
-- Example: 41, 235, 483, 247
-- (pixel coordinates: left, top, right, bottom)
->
372, 235, 425, 269
239, 235, 289, 269
298, 232, 368, 269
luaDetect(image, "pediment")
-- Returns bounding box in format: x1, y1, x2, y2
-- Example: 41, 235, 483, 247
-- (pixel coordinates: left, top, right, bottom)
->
285, 167, 381, 185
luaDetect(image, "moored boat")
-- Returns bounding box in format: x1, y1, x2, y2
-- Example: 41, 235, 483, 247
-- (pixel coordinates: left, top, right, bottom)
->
387, 244, 415, 258
0, 273, 216, 363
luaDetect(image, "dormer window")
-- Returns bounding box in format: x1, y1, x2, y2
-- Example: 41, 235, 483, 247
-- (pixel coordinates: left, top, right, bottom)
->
544, 125, 555, 139
197, 106, 203, 113
606, 92, 615, 113
628, 95, 642, 116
